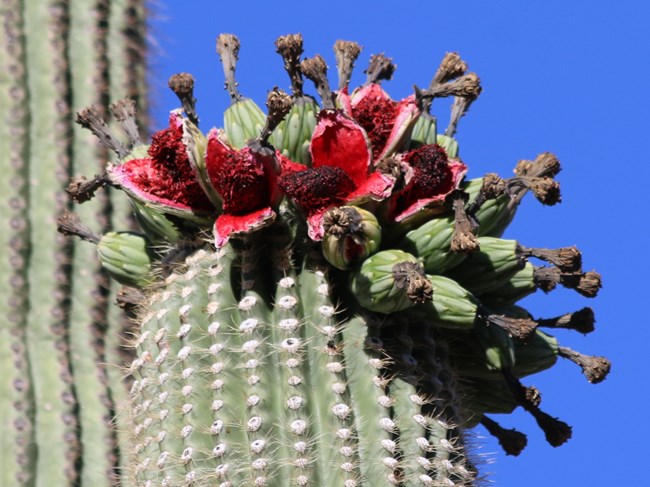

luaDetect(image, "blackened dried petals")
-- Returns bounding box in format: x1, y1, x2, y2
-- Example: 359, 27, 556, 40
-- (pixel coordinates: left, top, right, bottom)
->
537, 307, 595, 334
76, 106, 129, 158
558, 347, 611, 384
530, 177, 561, 205
447, 190, 479, 253
531, 263, 602, 298
487, 312, 538, 342
515, 152, 561, 178
502, 370, 572, 447
364, 53, 396, 86
275, 34, 305, 96
426, 73, 482, 99
110, 98, 142, 145
446, 95, 475, 138
533, 265, 561, 293
260, 88, 293, 142
407, 273, 434, 304
57, 211, 100, 243
431, 52, 469, 87
333, 40, 363, 91
559, 270, 602, 297
506, 176, 561, 205
301, 55, 334, 109
526, 405, 573, 448
467, 173, 507, 216
480, 416, 528, 456
323, 206, 363, 238
168, 73, 199, 127
216, 33, 242, 102
66, 174, 109, 204
519, 244, 582, 273
279, 166, 355, 212
392, 261, 433, 304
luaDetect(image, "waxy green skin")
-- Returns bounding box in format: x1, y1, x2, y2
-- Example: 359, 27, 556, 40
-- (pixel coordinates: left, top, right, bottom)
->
125, 241, 474, 487
0, 1, 148, 486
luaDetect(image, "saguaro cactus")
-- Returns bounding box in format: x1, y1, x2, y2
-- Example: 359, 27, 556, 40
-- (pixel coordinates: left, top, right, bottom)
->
0, 1, 147, 486
59, 33, 610, 486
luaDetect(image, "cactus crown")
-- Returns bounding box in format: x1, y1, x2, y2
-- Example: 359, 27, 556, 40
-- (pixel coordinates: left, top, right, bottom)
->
62, 34, 610, 486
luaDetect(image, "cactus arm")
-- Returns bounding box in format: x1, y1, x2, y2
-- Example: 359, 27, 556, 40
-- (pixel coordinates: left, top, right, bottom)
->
67, 1, 121, 484
1, 1, 148, 485
126, 246, 251, 485
120, 0, 148, 121
129, 263, 205, 485
174, 247, 241, 484
0, 1, 36, 485
105, 2, 148, 484
23, 0, 82, 484
128, 273, 190, 484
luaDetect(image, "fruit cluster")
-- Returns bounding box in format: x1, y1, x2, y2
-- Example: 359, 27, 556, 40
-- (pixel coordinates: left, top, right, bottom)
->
61, 34, 609, 486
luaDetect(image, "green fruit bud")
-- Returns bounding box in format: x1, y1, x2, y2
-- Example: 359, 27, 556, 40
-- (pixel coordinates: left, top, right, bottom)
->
408, 112, 437, 149
446, 237, 526, 295
436, 134, 459, 158
474, 320, 516, 372
270, 95, 319, 165
322, 206, 381, 270
130, 200, 182, 243
97, 231, 155, 287
399, 215, 469, 274
350, 249, 432, 313
224, 97, 266, 148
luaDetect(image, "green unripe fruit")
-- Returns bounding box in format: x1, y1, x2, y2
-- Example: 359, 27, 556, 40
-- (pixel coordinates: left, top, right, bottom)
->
446, 237, 526, 295
321, 206, 381, 270
463, 377, 519, 415
97, 231, 155, 287
408, 112, 437, 149
406, 274, 480, 330
350, 249, 432, 314
270, 95, 319, 165
130, 200, 182, 243
399, 215, 469, 274
224, 97, 267, 149
474, 320, 516, 372
436, 134, 459, 158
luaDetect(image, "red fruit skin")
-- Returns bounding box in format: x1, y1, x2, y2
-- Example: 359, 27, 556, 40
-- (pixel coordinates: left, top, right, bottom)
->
108, 111, 213, 217
350, 84, 420, 162
281, 109, 395, 240
205, 129, 306, 246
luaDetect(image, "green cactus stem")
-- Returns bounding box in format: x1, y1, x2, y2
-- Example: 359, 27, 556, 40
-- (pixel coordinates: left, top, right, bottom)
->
0, 1, 148, 486
0, 1, 36, 485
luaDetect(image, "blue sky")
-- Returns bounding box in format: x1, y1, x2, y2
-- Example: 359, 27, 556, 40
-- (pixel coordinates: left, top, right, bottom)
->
150, 2, 649, 485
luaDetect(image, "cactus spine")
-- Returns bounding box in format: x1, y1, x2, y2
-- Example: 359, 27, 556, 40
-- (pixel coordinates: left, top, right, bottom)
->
0, 1, 148, 486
